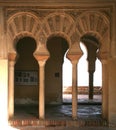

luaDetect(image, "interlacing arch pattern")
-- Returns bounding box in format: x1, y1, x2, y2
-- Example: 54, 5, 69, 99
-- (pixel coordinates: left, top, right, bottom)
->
7, 12, 41, 42
75, 11, 110, 54
38, 12, 75, 46
7, 11, 110, 55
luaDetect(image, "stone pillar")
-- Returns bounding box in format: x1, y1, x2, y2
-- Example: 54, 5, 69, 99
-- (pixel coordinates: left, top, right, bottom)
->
108, 58, 116, 126
34, 55, 49, 119
98, 52, 109, 120
0, 7, 9, 126
67, 54, 81, 119
8, 53, 16, 119
0, 60, 8, 126
101, 59, 109, 119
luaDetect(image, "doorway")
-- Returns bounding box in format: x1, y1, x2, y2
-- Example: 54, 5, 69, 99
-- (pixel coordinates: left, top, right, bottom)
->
78, 35, 102, 118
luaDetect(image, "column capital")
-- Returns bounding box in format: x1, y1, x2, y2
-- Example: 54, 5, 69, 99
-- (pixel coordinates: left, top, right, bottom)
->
34, 54, 49, 62
66, 53, 82, 62
8, 53, 17, 61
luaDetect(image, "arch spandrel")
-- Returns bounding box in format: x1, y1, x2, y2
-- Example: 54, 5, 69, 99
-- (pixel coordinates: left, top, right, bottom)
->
40, 13, 75, 44
36, 12, 82, 56
7, 10, 111, 59
7, 12, 41, 53
75, 11, 110, 58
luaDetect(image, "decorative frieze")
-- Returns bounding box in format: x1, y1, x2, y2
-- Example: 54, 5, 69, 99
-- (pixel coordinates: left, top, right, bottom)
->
5, 7, 54, 20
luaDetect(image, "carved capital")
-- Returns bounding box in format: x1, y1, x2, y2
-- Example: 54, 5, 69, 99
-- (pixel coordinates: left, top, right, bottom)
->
98, 52, 109, 62
34, 54, 49, 61
67, 53, 82, 62
8, 53, 17, 61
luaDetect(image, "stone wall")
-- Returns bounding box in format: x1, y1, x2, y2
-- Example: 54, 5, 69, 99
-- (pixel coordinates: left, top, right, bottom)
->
63, 86, 102, 95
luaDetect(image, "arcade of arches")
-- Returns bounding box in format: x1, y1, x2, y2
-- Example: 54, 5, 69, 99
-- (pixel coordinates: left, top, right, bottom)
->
0, 0, 116, 127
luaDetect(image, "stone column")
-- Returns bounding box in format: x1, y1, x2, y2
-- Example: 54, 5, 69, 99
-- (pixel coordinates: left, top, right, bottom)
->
72, 60, 78, 119
8, 53, 16, 119
87, 56, 96, 100
67, 54, 81, 119
34, 55, 49, 119
88, 70, 94, 99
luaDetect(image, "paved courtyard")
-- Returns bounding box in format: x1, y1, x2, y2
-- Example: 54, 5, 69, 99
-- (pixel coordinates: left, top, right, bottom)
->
9, 95, 116, 130
13, 94, 102, 120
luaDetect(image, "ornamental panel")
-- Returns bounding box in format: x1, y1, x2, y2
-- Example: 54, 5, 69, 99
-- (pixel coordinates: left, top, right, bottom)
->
7, 12, 41, 41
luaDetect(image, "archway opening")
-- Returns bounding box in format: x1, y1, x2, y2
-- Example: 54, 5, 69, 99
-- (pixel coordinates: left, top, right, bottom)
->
14, 37, 39, 117
77, 35, 102, 118
78, 41, 102, 88
61, 34, 102, 119
62, 51, 72, 102
45, 36, 69, 118
79, 35, 102, 99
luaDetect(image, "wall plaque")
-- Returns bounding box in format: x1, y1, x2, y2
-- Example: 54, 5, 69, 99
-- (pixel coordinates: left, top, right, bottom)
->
15, 70, 38, 86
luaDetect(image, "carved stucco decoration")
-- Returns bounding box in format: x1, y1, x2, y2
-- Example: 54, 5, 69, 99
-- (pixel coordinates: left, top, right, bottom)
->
6, 9, 110, 60
5, 7, 55, 20
75, 11, 110, 60
7, 11, 79, 57
36, 12, 81, 56
7, 12, 41, 54
39, 12, 75, 45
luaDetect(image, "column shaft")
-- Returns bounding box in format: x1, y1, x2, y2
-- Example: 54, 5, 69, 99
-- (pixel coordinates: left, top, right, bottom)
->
34, 54, 49, 120
8, 61, 15, 119
89, 71, 94, 99
38, 60, 46, 119
67, 54, 81, 120
72, 60, 78, 119
8, 53, 16, 119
